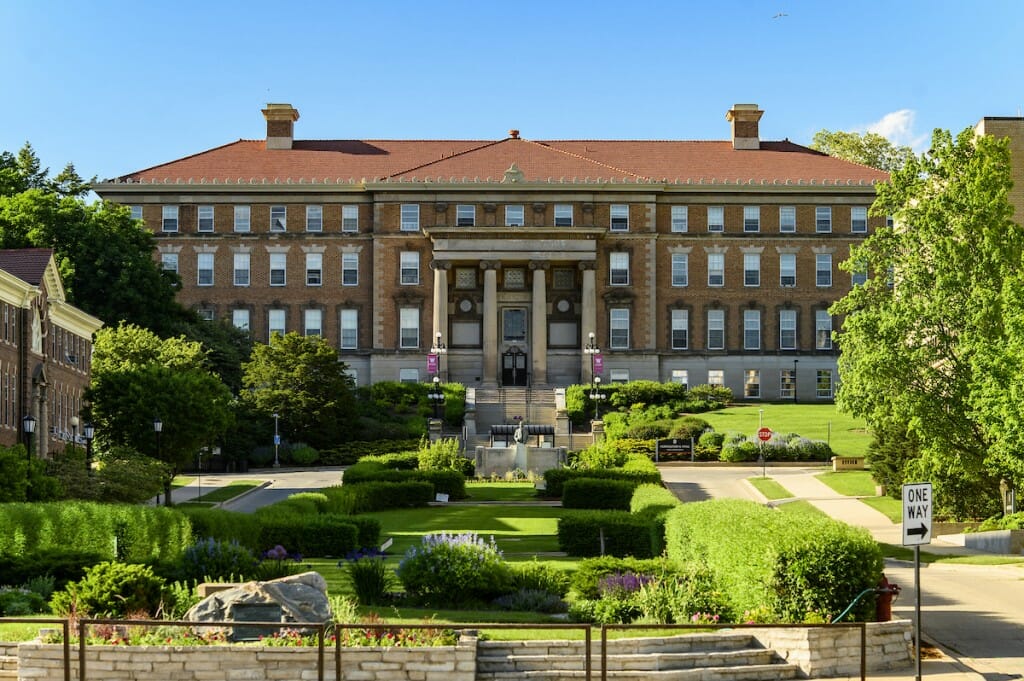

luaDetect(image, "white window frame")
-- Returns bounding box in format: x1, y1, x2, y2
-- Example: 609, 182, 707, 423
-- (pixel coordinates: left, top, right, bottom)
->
816, 369, 834, 399
270, 205, 287, 232
342, 205, 359, 232
304, 309, 323, 337
554, 204, 573, 227
744, 369, 761, 399
161, 253, 178, 273
816, 310, 833, 350
779, 205, 796, 233
851, 206, 868, 233
779, 309, 797, 350
268, 309, 286, 339
342, 252, 359, 286
609, 308, 630, 349
162, 205, 179, 232
401, 204, 420, 231
743, 253, 760, 287
609, 369, 630, 384
708, 369, 725, 386
743, 206, 760, 233
456, 204, 476, 226
671, 369, 688, 388
130, 205, 143, 221
505, 204, 525, 227
743, 309, 761, 350
400, 251, 419, 285
399, 307, 419, 349
234, 205, 251, 233
707, 309, 725, 350
269, 252, 287, 286
306, 253, 323, 286
232, 309, 250, 332
707, 206, 724, 232
306, 205, 323, 232
780, 369, 796, 399
671, 205, 688, 233
609, 252, 629, 286
816, 206, 832, 233
671, 309, 688, 350
708, 253, 725, 287
780, 253, 796, 287
610, 204, 629, 231
197, 253, 214, 286
671, 253, 688, 287
340, 309, 358, 350
233, 253, 250, 287
198, 205, 214, 232
816, 254, 832, 287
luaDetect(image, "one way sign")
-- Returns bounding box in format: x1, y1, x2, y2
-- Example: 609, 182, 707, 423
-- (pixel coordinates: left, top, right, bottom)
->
902, 482, 933, 546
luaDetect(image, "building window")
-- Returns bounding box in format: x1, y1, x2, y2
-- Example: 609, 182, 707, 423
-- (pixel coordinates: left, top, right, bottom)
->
743, 309, 761, 350
780, 309, 797, 350
816, 369, 834, 398
130, 205, 143, 221
270, 205, 287, 232
162, 205, 178, 232
269, 252, 287, 286
456, 205, 475, 226
304, 309, 322, 337
268, 309, 286, 339
609, 252, 629, 285
197, 253, 214, 286
707, 309, 725, 350
342, 253, 358, 286
851, 206, 868, 233
340, 309, 358, 349
816, 310, 833, 349
671, 253, 688, 287
708, 253, 724, 287
708, 369, 724, 386
455, 267, 477, 289
197, 308, 215, 322
504, 268, 526, 289
399, 368, 419, 383
609, 308, 630, 349
779, 205, 796, 233
671, 369, 688, 388
400, 251, 419, 285
816, 254, 832, 287
610, 369, 630, 383
780, 369, 796, 399
554, 204, 573, 227
743, 253, 760, 287
553, 268, 575, 289
610, 204, 629, 231
743, 206, 760, 233
744, 369, 760, 398
671, 309, 688, 350
707, 206, 724, 232
852, 260, 867, 287
198, 205, 214, 232
234, 205, 251, 232
233, 253, 250, 286
400, 307, 419, 348
816, 206, 832, 233
232, 309, 250, 331
306, 253, 322, 286
671, 206, 688, 233
506, 205, 525, 227
780, 253, 796, 287
306, 205, 323, 232
342, 205, 359, 232
401, 204, 420, 231
886, 215, 895, 228
161, 253, 178, 273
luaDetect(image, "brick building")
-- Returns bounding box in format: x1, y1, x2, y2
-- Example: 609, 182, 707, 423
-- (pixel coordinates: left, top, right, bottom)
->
0, 249, 103, 457
94, 104, 887, 401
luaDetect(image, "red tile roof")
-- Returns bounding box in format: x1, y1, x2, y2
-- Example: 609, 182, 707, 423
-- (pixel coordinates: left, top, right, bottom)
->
0, 248, 53, 285
116, 137, 888, 185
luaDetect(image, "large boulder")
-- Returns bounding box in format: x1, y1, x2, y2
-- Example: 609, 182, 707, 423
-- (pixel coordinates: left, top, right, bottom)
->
186, 571, 331, 640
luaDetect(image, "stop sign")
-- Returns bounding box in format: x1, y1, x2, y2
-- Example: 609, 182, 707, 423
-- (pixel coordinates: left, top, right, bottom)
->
757, 427, 772, 442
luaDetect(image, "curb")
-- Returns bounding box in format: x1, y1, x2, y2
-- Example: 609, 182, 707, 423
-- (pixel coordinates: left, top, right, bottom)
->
217, 480, 273, 509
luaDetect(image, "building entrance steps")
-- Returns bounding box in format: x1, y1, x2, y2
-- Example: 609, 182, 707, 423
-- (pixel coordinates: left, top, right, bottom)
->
472, 387, 558, 433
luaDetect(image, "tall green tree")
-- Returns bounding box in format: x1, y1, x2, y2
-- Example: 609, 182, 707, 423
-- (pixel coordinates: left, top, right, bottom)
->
241, 332, 356, 449
811, 129, 914, 172
833, 127, 1020, 518
87, 323, 234, 505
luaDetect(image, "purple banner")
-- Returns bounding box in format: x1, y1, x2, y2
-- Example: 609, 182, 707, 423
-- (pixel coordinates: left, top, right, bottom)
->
593, 353, 604, 375
427, 353, 439, 374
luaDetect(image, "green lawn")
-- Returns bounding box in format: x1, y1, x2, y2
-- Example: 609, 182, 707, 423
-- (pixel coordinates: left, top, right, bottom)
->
748, 477, 793, 500
465, 482, 541, 502
862, 496, 902, 523
193, 480, 261, 503
816, 471, 876, 496
696, 404, 871, 456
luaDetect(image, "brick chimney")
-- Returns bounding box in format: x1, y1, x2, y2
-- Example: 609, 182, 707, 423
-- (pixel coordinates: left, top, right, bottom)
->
726, 104, 764, 150
262, 103, 300, 150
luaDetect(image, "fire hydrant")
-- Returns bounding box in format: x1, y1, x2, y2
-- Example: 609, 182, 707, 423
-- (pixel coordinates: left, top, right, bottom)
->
875, 575, 901, 621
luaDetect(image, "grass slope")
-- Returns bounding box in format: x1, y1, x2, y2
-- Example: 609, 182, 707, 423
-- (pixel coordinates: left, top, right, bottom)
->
696, 404, 870, 456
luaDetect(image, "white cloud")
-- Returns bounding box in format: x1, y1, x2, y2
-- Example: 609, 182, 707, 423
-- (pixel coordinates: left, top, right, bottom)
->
859, 110, 929, 151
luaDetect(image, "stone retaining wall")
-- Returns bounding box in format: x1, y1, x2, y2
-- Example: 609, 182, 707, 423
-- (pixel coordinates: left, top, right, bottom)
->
748, 620, 913, 677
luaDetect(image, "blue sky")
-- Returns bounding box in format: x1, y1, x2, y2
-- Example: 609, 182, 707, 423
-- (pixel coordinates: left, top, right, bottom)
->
2, 0, 1023, 182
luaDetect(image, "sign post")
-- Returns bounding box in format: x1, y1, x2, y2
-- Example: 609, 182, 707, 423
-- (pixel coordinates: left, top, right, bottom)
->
757, 428, 772, 478
902, 482, 933, 681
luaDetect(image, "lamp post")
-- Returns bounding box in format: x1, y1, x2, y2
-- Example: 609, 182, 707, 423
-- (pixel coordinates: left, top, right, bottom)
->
793, 359, 799, 403
431, 332, 447, 382
70, 416, 79, 448
428, 375, 446, 420
758, 409, 766, 478
22, 414, 36, 462
272, 412, 280, 468
584, 331, 600, 383
83, 421, 95, 476
153, 416, 163, 505
589, 376, 607, 421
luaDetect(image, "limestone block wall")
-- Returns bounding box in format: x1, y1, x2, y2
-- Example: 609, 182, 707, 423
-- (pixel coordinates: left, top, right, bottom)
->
748, 620, 913, 677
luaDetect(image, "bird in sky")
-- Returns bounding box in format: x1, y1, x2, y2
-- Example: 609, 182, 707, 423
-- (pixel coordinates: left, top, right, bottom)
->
773, 12, 788, 19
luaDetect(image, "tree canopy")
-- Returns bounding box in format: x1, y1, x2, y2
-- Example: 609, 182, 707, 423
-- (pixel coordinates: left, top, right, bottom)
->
833, 126, 1021, 517
810, 129, 914, 172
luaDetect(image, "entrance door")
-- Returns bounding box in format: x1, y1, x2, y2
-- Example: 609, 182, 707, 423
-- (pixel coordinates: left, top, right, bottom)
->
502, 346, 528, 386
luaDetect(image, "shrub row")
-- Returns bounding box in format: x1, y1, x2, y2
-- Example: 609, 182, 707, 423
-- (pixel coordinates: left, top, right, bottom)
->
557, 510, 656, 558
562, 478, 638, 510
543, 467, 661, 499
318, 439, 420, 466
321, 481, 434, 514
342, 463, 466, 499
630, 484, 682, 515
664, 499, 883, 622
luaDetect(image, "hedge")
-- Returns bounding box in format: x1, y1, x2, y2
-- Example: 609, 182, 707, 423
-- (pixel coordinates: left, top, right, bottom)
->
341, 466, 466, 499
543, 468, 662, 499
318, 439, 420, 466
629, 484, 681, 515
256, 513, 359, 557
562, 478, 637, 511
557, 510, 656, 558
322, 481, 434, 514
179, 508, 263, 551
664, 499, 883, 622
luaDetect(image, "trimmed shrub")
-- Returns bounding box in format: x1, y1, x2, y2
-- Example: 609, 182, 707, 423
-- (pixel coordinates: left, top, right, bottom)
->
318, 439, 420, 466
358, 451, 420, 470
562, 478, 637, 510
720, 438, 760, 462
665, 499, 883, 622
323, 481, 433, 514
624, 423, 671, 440
50, 561, 166, 618
669, 417, 712, 440
178, 508, 262, 550
509, 559, 571, 596
685, 384, 733, 408
0, 549, 105, 592
341, 466, 466, 499
256, 513, 359, 557
346, 516, 382, 548
396, 532, 512, 606
696, 431, 725, 461
544, 467, 661, 499
630, 484, 681, 515
557, 510, 656, 558
289, 443, 319, 466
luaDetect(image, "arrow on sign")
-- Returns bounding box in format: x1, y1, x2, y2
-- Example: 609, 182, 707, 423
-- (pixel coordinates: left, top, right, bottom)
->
906, 524, 929, 539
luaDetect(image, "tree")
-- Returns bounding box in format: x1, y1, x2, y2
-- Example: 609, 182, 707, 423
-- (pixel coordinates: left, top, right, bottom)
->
87, 323, 234, 505
241, 332, 356, 449
833, 127, 1020, 517
810, 129, 914, 172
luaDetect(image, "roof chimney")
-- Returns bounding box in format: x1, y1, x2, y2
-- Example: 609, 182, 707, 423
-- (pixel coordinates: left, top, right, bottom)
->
262, 103, 300, 150
725, 104, 764, 150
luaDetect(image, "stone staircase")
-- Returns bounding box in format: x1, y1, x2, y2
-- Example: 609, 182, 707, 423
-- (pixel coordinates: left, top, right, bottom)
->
0, 646, 17, 681
475, 633, 801, 681
474, 387, 558, 435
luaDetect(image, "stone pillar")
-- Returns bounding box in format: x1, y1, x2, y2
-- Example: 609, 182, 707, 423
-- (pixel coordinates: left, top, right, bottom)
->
431, 260, 450, 378
482, 261, 499, 386
580, 262, 597, 383
530, 262, 549, 386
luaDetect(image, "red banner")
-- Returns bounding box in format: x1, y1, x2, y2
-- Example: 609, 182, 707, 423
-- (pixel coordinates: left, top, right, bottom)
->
426, 353, 438, 374
593, 353, 604, 375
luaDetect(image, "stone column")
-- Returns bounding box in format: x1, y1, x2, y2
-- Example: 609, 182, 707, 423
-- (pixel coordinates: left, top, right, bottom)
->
580, 262, 597, 383
430, 260, 450, 378
530, 262, 549, 386
481, 261, 499, 386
